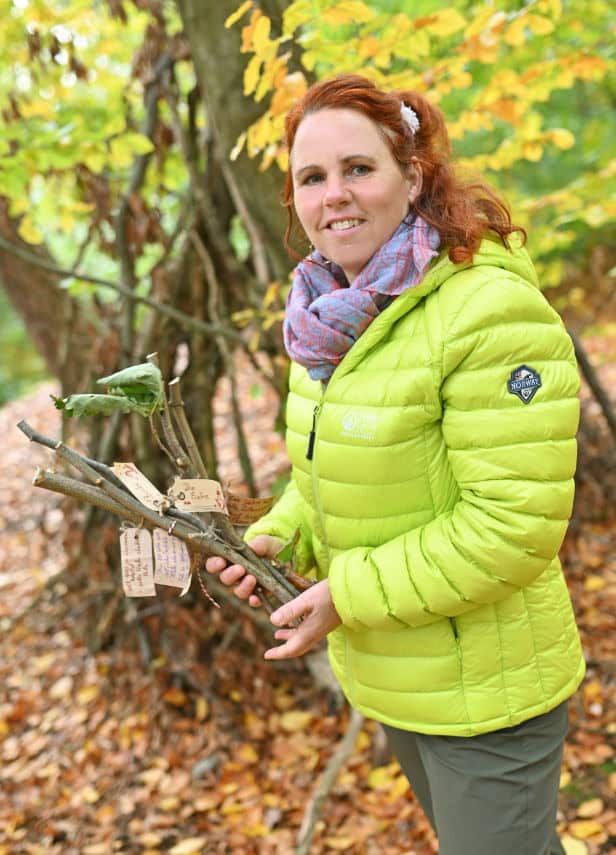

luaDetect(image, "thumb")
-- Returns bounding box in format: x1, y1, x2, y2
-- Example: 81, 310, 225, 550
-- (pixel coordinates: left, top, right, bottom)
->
248, 535, 284, 558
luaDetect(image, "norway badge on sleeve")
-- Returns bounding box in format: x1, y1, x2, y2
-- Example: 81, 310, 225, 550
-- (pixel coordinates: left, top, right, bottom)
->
507, 365, 542, 403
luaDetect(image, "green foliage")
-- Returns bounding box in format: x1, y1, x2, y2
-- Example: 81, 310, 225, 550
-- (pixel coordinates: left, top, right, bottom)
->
274, 527, 300, 563
55, 362, 164, 418
231, 0, 615, 286
0, 0, 191, 295
0, 291, 49, 407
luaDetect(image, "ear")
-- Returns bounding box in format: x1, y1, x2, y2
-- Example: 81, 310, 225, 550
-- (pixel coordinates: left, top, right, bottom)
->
407, 158, 423, 203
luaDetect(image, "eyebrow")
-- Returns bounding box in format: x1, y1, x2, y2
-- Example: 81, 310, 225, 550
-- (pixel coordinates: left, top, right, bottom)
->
293, 154, 377, 181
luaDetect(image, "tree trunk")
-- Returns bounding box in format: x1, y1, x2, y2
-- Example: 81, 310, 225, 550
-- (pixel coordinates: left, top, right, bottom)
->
175, 0, 293, 283
0, 200, 118, 396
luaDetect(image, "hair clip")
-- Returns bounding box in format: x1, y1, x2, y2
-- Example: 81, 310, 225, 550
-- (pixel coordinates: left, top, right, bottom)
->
400, 103, 420, 135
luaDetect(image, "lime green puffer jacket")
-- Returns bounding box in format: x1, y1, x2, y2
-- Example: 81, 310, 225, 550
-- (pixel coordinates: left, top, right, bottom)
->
247, 237, 585, 736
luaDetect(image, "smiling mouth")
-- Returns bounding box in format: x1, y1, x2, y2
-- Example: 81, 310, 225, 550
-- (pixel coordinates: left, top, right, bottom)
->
328, 218, 363, 231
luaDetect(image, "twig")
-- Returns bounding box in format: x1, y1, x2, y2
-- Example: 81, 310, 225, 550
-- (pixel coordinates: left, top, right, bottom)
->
215, 140, 271, 287
116, 53, 173, 357
190, 229, 257, 495
295, 708, 365, 855
163, 73, 248, 284
0, 233, 244, 344
148, 412, 178, 468
146, 352, 193, 474
168, 377, 209, 477
570, 329, 616, 445
28, 464, 295, 605
92, 590, 123, 653
123, 598, 153, 666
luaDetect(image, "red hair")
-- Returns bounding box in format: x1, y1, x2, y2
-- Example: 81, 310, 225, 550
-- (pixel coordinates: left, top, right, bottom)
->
283, 74, 525, 264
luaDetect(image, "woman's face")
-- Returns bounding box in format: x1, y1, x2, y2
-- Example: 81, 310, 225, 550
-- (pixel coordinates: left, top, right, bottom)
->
290, 108, 421, 282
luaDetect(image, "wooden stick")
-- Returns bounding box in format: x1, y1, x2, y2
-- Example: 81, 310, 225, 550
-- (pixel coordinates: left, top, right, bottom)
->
168, 377, 209, 477
570, 329, 616, 445
295, 708, 365, 855
29, 465, 296, 606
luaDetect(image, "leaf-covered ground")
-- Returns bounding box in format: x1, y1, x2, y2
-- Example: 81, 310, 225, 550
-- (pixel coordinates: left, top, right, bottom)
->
1, 341, 614, 855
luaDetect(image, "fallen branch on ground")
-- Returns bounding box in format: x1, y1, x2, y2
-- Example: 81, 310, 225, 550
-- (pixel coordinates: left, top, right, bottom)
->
295, 707, 365, 855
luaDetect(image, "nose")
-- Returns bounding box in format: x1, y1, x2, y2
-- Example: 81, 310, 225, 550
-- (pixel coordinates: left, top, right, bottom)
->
323, 174, 351, 206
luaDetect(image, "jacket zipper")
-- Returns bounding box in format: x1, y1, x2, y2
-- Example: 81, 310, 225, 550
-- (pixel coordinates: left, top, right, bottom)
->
306, 398, 331, 568
306, 403, 321, 461
307, 394, 351, 697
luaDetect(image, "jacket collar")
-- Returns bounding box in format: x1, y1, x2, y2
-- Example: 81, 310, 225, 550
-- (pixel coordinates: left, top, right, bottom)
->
327, 236, 536, 384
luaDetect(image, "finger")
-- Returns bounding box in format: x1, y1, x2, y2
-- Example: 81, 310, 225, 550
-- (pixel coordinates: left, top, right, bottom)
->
248, 535, 272, 556
248, 595, 262, 608
270, 591, 310, 627
219, 564, 246, 586
233, 574, 257, 600
205, 556, 226, 574
264, 636, 303, 660
248, 535, 282, 557
273, 628, 294, 640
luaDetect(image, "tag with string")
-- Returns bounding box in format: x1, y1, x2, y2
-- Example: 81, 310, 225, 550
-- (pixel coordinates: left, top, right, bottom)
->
168, 478, 228, 513
152, 529, 191, 589
120, 527, 156, 597
112, 462, 168, 512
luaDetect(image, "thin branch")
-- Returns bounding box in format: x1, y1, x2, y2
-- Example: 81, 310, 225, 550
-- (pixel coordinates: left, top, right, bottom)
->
295, 708, 365, 855
69, 223, 95, 274
168, 377, 209, 477
146, 352, 194, 475
215, 142, 271, 287
142, 195, 193, 280
570, 329, 616, 445
123, 598, 153, 666
190, 229, 257, 495
0, 233, 244, 344
164, 75, 248, 284
30, 467, 268, 582
23, 426, 297, 605
148, 412, 178, 468
116, 53, 174, 358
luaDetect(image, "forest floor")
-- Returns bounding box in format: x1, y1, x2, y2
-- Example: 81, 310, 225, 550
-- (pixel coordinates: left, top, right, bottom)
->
1, 337, 615, 855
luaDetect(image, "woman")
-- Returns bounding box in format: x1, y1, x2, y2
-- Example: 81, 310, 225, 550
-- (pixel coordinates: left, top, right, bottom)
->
207, 74, 584, 854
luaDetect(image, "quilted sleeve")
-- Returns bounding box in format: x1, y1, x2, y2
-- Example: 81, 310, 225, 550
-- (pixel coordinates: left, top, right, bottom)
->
244, 477, 315, 574
328, 274, 580, 632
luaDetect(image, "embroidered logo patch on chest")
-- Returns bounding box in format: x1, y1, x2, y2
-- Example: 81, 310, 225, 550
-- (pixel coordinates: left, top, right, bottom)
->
341, 411, 377, 441
507, 365, 542, 403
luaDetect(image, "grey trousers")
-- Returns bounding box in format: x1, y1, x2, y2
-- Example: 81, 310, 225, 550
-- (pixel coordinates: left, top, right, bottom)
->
383, 701, 568, 855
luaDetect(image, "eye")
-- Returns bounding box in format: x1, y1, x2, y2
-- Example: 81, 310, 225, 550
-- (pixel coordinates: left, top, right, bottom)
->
349, 163, 371, 177
302, 172, 324, 186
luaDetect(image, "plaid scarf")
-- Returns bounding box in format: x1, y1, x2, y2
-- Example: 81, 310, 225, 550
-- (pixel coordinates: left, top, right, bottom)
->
283, 214, 440, 382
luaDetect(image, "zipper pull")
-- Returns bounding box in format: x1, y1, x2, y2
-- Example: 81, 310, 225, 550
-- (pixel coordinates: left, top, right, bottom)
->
306, 404, 320, 460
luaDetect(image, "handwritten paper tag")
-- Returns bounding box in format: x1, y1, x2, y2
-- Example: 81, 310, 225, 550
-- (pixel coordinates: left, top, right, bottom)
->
225, 492, 276, 526
168, 478, 228, 514
153, 530, 191, 588
112, 462, 166, 511
120, 528, 156, 597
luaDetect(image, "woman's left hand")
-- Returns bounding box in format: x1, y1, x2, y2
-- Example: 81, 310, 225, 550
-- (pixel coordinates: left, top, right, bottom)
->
264, 580, 342, 661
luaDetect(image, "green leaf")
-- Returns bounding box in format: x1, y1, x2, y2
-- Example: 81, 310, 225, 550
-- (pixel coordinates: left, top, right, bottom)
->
120, 132, 155, 155
98, 362, 162, 397
54, 362, 165, 419
97, 362, 164, 415
53, 393, 143, 417
274, 528, 301, 564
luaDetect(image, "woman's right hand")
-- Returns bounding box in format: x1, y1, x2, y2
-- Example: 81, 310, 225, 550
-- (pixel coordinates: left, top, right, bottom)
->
205, 535, 284, 608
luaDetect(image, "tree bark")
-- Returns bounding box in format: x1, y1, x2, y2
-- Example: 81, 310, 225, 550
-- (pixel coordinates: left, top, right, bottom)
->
174, 0, 293, 283
0, 199, 117, 395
